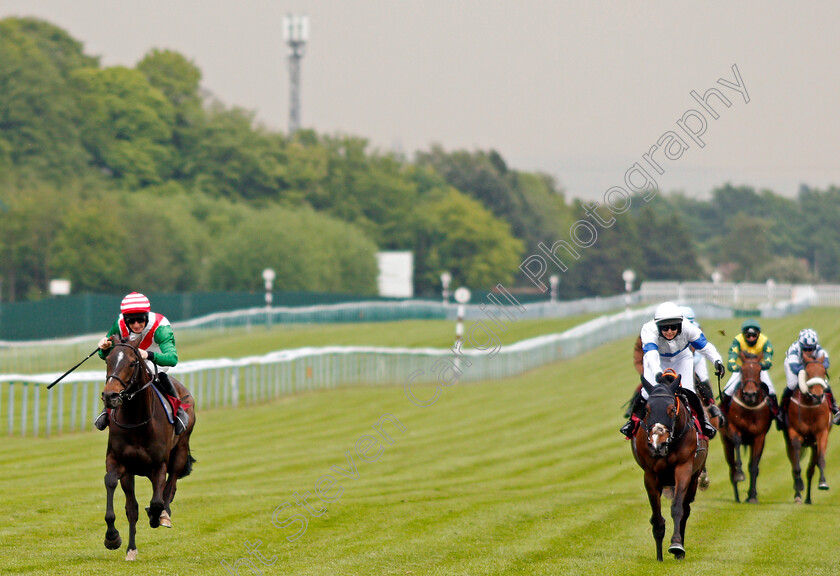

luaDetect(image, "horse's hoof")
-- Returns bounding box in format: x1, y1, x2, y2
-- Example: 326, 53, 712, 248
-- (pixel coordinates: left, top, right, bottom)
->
747, 497, 758, 504
819, 482, 829, 491
104, 534, 122, 550
698, 476, 710, 491
735, 471, 746, 482
159, 510, 172, 528
669, 544, 686, 559
794, 496, 803, 504
125, 549, 137, 561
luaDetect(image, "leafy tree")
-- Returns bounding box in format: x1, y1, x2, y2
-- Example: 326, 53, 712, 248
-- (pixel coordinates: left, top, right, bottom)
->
563, 205, 644, 296
204, 206, 378, 294
137, 49, 201, 110
415, 145, 575, 259
0, 18, 89, 178
712, 213, 773, 282
13, 17, 99, 77
0, 184, 70, 300
178, 103, 285, 200
412, 188, 524, 293
632, 203, 703, 281
71, 66, 175, 188
48, 198, 129, 294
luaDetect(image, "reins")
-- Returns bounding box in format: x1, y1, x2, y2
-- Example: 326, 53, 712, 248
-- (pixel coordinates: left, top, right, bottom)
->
642, 390, 691, 451
105, 342, 156, 429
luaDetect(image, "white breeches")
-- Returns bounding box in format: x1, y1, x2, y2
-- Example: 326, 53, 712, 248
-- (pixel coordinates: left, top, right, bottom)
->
723, 370, 775, 397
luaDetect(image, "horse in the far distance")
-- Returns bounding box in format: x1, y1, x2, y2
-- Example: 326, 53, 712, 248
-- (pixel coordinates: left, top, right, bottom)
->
783, 349, 832, 504
631, 371, 707, 561
719, 352, 772, 503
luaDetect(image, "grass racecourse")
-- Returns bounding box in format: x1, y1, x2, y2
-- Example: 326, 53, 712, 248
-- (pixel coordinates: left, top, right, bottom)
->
2, 308, 840, 575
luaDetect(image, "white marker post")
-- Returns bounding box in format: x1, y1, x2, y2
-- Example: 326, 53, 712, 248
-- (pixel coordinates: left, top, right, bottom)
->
453, 287, 471, 373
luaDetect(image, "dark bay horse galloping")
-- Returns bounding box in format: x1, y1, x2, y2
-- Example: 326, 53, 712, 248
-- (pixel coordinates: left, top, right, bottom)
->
102, 335, 196, 561
783, 349, 832, 504
720, 352, 772, 503
631, 373, 708, 561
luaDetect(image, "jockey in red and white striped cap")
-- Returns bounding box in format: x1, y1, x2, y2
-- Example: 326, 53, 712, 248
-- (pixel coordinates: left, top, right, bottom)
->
94, 292, 188, 434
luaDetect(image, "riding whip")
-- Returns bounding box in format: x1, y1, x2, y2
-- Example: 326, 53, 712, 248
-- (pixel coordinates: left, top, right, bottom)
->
47, 347, 100, 389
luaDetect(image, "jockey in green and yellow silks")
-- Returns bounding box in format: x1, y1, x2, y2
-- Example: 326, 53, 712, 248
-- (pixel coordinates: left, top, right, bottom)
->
720, 318, 781, 424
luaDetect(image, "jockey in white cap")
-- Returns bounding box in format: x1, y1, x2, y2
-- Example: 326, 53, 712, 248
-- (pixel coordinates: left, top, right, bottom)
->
621, 301, 725, 439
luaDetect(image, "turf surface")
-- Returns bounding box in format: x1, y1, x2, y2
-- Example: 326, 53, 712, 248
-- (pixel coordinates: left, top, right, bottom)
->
1, 308, 839, 575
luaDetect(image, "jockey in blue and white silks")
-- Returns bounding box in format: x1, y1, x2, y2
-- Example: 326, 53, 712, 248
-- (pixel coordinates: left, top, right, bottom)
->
780, 328, 840, 427
639, 303, 724, 398
621, 301, 725, 439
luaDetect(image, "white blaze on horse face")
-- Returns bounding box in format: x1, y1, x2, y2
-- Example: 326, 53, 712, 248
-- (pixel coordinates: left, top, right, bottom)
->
650, 423, 669, 450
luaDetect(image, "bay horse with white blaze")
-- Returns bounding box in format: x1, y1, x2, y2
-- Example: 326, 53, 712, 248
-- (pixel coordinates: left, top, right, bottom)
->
631, 372, 707, 561
783, 349, 831, 504
102, 335, 196, 560
719, 352, 772, 503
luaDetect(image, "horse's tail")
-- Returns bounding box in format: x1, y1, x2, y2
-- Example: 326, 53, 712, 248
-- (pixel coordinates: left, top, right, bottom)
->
180, 450, 196, 478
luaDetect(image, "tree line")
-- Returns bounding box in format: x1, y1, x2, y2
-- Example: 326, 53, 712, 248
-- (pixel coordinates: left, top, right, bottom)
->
0, 17, 836, 302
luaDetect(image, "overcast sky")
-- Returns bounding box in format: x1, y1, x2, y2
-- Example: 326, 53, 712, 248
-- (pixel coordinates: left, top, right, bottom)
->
2, 1, 839, 200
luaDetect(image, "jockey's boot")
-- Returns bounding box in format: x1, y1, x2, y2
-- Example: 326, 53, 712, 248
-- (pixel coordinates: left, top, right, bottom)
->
696, 378, 714, 405
779, 388, 794, 430
156, 372, 188, 435
620, 393, 647, 439
684, 389, 717, 439
826, 386, 840, 425
719, 393, 732, 416
94, 410, 109, 431
697, 378, 726, 427
707, 403, 726, 428
623, 387, 642, 419
766, 393, 784, 429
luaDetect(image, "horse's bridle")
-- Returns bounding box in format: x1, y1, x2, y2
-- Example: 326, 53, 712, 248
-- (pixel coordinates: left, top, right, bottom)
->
106, 342, 154, 402
643, 392, 690, 455
105, 342, 156, 428
801, 358, 828, 402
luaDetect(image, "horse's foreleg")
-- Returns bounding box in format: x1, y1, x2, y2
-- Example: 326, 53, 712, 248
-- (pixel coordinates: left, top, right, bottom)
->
120, 475, 139, 560
817, 431, 830, 492
788, 436, 804, 503
721, 435, 741, 502
805, 445, 816, 504
147, 464, 168, 529
679, 475, 701, 550
668, 462, 694, 559
747, 435, 767, 503
103, 460, 123, 550
644, 472, 665, 562
733, 435, 745, 482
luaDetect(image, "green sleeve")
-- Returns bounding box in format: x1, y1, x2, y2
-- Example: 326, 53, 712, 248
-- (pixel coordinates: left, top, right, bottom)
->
151, 325, 179, 367
97, 320, 121, 361
761, 340, 773, 370
727, 338, 741, 372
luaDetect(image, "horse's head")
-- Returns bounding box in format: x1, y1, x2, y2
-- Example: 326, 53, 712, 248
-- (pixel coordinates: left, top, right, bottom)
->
799, 349, 828, 403
641, 373, 683, 457
739, 351, 765, 405
102, 336, 151, 409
